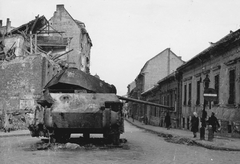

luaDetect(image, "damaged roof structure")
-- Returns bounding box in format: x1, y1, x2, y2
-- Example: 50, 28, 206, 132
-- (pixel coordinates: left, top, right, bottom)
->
0, 15, 71, 69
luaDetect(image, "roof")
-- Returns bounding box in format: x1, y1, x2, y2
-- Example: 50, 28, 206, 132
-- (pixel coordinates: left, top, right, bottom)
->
157, 71, 176, 84
178, 29, 240, 71
74, 19, 85, 28
8, 15, 48, 35
141, 85, 157, 96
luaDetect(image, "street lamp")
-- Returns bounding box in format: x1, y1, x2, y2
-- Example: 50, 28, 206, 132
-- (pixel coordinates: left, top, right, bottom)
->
200, 74, 210, 140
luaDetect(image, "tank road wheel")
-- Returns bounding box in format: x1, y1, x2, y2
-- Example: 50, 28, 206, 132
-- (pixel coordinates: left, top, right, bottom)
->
103, 132, 120, 145
62, 133, 71, 142
51, 132, 71, 143
103, 132, 109, 140
112, 133, 120, 145
103, 132, 110, 143
83, 133, 90, 140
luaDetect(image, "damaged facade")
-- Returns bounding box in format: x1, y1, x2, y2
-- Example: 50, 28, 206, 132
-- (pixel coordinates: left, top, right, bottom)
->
49, 4, 92, 73
0, 5, 92, 131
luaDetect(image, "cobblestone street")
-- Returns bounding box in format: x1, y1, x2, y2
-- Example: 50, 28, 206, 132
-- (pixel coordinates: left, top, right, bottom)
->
0, 121, 240, 164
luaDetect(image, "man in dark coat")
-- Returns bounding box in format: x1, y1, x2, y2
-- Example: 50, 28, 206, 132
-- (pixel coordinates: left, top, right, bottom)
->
208, 112, 220, 134
164, 112, 171, 130
191, 112, 199, 138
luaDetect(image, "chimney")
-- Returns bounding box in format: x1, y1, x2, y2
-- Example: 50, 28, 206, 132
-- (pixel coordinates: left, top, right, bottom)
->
0, 20, 2, 27
7, 18, 11, 27
6, 18, 11, 32
57, 4, 64, 11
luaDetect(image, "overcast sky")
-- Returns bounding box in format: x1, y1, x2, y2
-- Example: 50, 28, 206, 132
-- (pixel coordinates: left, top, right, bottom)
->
1, 0, 240, 95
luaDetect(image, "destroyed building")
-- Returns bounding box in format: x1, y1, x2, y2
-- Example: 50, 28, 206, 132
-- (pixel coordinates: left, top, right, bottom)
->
49, 4, 92, 73
0, 6, 92, 131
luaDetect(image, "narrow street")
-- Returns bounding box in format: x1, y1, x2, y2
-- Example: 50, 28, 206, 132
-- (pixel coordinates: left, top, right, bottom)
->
0, 121, 240, 164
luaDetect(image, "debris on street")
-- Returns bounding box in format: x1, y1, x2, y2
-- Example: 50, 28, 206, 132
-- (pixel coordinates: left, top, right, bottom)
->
28, 137, 128, 151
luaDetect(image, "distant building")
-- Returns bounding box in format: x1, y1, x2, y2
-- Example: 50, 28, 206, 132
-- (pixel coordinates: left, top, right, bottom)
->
127, 81, 137, 116
141, 72, 179, 128
138, 48, 184, 93
49, 4, 92, 73
128, 48, 184, 120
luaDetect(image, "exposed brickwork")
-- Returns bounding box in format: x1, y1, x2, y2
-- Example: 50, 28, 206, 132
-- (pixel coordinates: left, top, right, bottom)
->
0, 55, 53, 130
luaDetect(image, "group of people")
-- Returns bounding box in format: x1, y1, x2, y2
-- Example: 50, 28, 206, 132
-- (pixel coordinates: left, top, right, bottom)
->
163, 111, 220, 139
191, 111, 220, 138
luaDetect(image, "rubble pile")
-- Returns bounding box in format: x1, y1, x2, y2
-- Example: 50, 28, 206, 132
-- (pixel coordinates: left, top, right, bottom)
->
29, 137, 128, 151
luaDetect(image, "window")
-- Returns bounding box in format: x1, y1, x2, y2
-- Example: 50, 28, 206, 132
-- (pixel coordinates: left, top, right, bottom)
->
188, 83, 192, 106
228, 69, 235, 104
184, 84, 187, 105
164, 95, 167, 105
196, 80, 201, 105
167, 95, 170, 106
170, 91, 173, 107
214, 74, 219, 104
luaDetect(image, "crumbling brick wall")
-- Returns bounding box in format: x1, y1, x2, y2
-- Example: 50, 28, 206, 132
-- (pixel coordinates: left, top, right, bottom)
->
0, 55, 46, 131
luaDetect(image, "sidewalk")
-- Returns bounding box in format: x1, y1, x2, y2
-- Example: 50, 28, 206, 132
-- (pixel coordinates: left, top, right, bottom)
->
126, 118, 240, 151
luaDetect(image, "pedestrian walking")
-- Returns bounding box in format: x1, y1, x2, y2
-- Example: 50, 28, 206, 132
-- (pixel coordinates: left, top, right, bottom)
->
131, 114, 134, 122
164, 112, 171, 130
191, 112, 199, 138
208, 112, 220, 135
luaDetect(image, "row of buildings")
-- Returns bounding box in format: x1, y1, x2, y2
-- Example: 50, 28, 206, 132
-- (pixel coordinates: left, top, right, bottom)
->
0, 5, 92, 130
127, 29, 240, 138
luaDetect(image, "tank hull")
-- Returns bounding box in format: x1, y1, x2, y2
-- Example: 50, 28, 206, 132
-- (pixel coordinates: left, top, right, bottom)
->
29, 93, 124, 144
28, 68, 123, 144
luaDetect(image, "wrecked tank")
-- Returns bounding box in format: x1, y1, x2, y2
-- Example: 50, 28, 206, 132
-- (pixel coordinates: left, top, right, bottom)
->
28, 68, 124, 145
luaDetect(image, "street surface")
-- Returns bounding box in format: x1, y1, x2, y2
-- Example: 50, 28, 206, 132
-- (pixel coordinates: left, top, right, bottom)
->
0, 121, 240, 164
